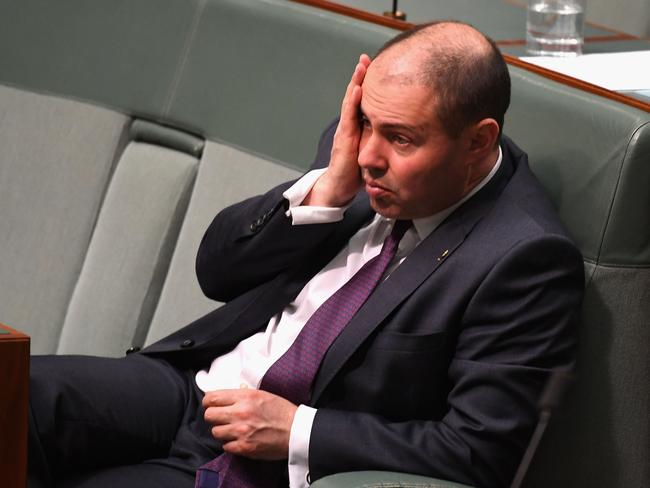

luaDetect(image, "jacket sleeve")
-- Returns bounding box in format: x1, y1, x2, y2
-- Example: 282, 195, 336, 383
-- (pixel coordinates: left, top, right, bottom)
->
195, 119, 341, 302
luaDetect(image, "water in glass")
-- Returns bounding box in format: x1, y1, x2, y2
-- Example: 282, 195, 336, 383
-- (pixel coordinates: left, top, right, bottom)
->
526, 1, 586, 56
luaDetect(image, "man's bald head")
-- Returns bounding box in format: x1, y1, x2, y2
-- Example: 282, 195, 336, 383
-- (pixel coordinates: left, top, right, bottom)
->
374, 21, 510, 139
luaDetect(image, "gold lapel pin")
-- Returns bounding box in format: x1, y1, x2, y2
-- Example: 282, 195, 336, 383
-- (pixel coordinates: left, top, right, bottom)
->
437, 249, 449, 262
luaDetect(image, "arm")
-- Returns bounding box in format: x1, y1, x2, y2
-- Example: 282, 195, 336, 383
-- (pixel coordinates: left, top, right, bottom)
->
194, 179, 338, 302
196, 55, 371, 302
308, 236, 584, 488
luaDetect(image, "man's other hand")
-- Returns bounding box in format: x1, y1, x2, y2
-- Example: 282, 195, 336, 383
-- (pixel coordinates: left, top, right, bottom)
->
203, 389, 298, 460
304, 54, 371, 207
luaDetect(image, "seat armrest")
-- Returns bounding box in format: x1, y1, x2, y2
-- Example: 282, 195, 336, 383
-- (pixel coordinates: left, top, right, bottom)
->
310, 471, 475, 488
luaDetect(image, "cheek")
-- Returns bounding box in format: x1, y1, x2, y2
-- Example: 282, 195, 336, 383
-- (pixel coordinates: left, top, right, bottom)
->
398, 162, 441, 196
395, 159, 456, 209
407, 176, 438, 207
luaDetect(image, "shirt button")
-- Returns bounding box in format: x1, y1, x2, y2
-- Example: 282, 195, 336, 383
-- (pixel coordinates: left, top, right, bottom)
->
180, 339, 195, 348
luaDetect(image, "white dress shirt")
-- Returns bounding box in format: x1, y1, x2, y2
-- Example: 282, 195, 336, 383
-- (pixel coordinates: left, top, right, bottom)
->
195, 147, 502, 486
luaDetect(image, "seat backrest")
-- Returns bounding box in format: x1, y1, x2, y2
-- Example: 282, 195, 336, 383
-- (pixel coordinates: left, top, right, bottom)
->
505, 66, 650, 488
0, 85, 128, 354
144, 142, 301, 346
56, 122, 202, 357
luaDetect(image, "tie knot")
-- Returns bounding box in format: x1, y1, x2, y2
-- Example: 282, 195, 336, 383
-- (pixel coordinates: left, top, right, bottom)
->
390, 219, 412, 241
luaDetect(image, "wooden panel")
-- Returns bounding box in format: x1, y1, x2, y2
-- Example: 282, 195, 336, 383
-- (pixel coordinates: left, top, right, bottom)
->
0, 323, 29, 488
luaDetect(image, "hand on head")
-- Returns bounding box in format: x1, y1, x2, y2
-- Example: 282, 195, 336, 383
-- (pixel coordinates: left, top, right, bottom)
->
303, 54, 371, 208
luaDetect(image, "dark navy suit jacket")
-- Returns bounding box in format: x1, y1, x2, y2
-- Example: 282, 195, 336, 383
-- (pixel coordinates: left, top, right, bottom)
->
143, 121, 584, 487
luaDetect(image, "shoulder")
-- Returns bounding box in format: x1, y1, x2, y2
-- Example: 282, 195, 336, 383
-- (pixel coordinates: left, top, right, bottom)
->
499, 135, 577, 244
461, 137, 583, 280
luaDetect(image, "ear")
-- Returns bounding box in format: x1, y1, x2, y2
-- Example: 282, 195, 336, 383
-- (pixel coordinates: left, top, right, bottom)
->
467, 118, 500, 160
462, 118, 500, 191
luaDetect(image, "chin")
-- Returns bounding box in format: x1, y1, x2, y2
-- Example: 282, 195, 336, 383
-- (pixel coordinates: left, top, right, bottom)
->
370, 201, 404, 220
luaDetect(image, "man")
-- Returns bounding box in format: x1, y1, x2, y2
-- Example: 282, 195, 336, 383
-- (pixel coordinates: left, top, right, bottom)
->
29, 21, 583, 488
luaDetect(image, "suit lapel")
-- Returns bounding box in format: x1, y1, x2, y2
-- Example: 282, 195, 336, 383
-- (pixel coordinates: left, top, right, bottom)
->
311, 152, 514, 404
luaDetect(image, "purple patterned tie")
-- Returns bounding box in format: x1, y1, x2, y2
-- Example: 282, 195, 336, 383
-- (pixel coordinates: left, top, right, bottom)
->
195, 220, 412, 488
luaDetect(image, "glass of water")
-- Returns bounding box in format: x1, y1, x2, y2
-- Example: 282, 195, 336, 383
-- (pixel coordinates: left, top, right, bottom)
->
526, 0, 587, 56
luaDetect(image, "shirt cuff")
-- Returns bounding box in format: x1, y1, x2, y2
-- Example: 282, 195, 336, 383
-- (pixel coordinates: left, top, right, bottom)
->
288, 405, 317, 488
282, 169, 348, 225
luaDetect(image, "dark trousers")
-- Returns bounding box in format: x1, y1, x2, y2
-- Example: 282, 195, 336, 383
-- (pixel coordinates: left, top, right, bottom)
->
28, 354, 221, 488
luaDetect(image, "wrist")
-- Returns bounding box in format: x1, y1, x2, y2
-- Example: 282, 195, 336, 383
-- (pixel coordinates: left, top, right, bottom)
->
304, 172, 358, 207
288, 405, 317, 488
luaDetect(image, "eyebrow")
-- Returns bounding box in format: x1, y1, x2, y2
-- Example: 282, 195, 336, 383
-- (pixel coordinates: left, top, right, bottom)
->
360, 110, 427, 137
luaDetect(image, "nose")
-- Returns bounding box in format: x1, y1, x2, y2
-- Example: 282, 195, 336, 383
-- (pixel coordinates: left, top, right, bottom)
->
357, 132, 388, 175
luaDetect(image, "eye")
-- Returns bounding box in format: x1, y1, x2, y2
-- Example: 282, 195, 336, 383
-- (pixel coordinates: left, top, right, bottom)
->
392, 134, 410, 146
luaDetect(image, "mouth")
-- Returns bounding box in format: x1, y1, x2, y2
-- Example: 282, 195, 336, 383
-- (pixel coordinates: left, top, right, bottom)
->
364, 179, 391, 198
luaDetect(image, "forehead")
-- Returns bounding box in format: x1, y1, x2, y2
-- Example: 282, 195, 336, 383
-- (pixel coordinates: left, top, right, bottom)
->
361, 61, 437, 130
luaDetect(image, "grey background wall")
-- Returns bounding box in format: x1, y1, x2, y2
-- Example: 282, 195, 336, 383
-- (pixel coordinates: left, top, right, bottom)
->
587, 0, 650, 37
335, 0, 650, 37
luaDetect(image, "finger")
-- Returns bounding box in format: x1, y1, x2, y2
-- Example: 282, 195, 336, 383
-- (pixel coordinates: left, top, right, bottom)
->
210, 424, 238, 442
221, 439, 257, 458
350, 61, 368, 92
341, 60, 366, 112
204, 405, 233, 426
340, 66, 359, 114
202, 389, 243, 408
340, 85, 362, 132
353, 54, 371, 85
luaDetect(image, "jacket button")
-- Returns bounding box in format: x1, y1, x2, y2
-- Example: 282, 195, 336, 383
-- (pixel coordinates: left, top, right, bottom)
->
125, 346, 141, 355
250, 217, 265, 232
180, 339, 195, 348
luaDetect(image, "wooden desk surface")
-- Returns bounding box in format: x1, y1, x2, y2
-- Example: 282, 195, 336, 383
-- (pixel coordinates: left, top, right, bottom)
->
0, 323, 30, 488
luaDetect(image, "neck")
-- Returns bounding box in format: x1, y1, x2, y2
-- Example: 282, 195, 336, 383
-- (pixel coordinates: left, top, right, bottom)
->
464, 146, 500, 195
